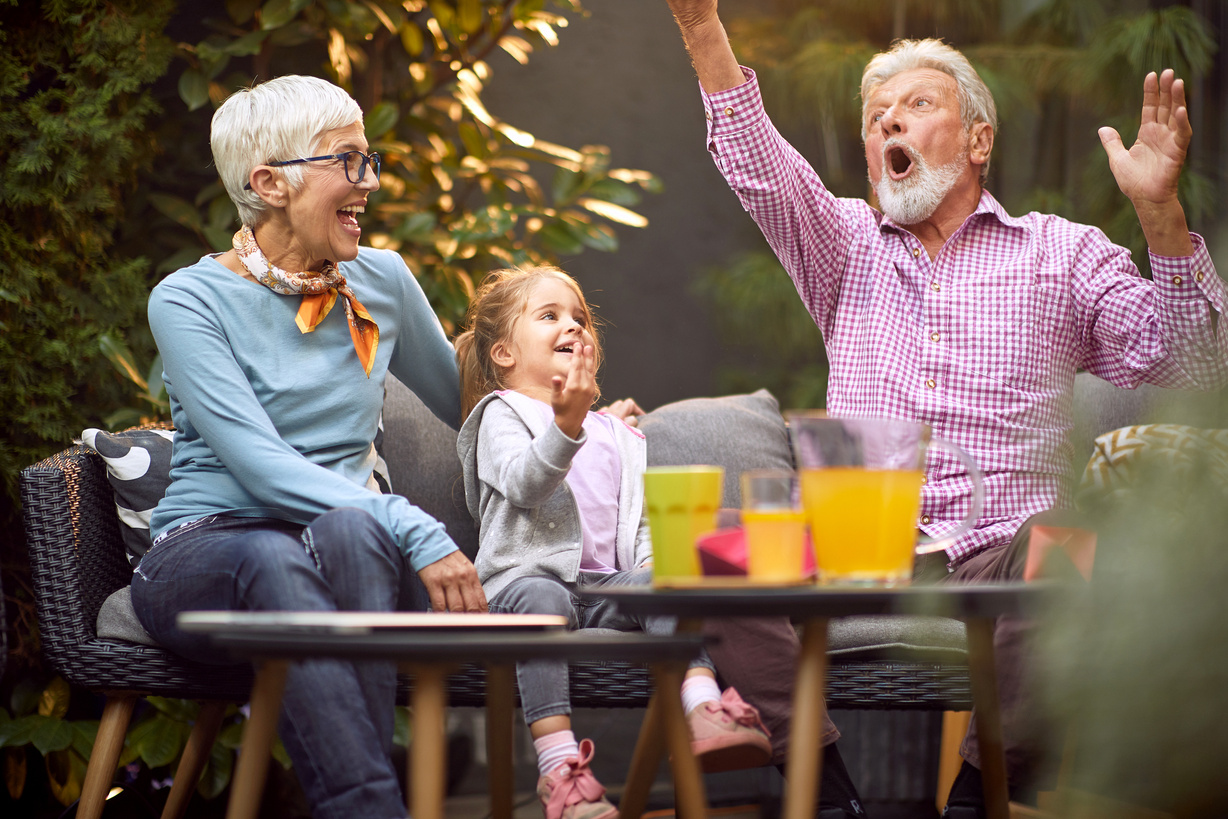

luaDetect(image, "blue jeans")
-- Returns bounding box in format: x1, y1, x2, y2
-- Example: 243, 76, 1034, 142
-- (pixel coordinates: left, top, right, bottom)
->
487, 567, 714, 724
131, 509, 407, 819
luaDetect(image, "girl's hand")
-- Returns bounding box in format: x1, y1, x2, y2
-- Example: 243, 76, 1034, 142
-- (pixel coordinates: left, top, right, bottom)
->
552, 340, 597, 439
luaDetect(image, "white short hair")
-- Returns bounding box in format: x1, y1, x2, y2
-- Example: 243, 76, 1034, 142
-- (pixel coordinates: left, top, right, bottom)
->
860, 39, 997, 185
211, 75, 364, 227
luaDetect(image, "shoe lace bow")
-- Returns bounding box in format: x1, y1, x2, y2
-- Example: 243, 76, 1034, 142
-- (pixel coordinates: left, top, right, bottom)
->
544, 738, 606, 819
708, 687, 771, 736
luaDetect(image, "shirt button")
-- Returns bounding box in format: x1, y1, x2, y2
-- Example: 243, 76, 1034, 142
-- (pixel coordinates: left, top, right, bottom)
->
921, 475, 927, 485
930, 282, 941, 292
705, 110, 712, 121
921, 515, 931, 525
930, 332, 941, 342
724, 106, 735, 117
925, 378, 937, 389
912, 248, 921, 258
547, 522, 556, 529
1172, 275, 1183, 285
1196, 271, 1205, 282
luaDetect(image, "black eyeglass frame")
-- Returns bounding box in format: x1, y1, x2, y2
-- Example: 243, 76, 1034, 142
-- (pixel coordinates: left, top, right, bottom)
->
243, 150, 382, 190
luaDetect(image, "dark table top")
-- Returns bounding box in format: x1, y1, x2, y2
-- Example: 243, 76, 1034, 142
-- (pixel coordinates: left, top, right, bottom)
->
579, 581, 1058, 620
177, 610, 709, 664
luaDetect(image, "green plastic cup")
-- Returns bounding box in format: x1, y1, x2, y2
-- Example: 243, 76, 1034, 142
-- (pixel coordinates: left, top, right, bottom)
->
643, 465, 725, 585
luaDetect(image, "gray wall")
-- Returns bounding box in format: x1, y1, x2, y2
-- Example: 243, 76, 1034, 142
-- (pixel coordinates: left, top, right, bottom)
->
483, 0, 767, 411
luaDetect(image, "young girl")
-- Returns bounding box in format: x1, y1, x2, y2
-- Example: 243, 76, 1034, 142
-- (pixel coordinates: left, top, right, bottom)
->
455, 266, 771, 819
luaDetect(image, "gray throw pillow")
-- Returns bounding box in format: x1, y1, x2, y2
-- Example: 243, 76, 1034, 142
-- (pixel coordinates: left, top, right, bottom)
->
637, 389, 792, 507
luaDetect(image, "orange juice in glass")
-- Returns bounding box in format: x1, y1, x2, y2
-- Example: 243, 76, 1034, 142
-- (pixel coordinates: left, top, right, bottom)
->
740, 469, 809, 583
787, 414, 984, 586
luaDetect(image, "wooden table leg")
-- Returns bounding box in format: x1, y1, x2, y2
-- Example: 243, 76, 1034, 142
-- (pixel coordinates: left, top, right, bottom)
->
620, 689, 667, 819
227, 660, 288, 819
783, 617, 829, 819
653, 663, 709, 819
408, 665, 449, 819
485, 664, 516, 819
965, 617, 1009, 819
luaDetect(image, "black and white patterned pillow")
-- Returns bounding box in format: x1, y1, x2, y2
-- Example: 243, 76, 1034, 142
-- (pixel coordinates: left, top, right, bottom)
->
83, 419, 395, 564
81, 427, 175, 564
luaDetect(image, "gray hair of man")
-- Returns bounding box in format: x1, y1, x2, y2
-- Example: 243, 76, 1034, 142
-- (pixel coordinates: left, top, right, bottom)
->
211, 75, 365, 227
860, 39, 998, 186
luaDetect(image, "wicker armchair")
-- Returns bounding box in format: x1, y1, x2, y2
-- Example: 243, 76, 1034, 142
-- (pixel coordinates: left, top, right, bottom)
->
20, 443, 253, 819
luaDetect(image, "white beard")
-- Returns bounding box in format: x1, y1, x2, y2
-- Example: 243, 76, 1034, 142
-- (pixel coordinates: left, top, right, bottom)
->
873, 138, 967, 225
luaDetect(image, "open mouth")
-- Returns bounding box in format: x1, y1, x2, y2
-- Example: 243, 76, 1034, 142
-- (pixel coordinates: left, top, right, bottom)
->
887, 145, 914, 180
554, 344, 576, 354
337, 204, 365, 228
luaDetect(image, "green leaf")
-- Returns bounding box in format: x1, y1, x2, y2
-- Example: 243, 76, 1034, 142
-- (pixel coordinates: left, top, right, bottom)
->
146, 697, 199, 723
400, 22, 424, 56
178, 69, 211, 112
197, 740, 233, 799
157, 247, 209, 276
129, 716, 188, 768
37, 677, 71, 720
577, 222, 618, 253
70, 723, 99, 760
393, 706, 411, 747
582, 178, 640, 207
99, 332, 147, 390
538, 221, 584, 255
30, 718, 74, 756
148, 193, 204, 232
457, 0, 483, 34
203, 226, 237, 253
0, 715, 40, 748
551, 168, 585, 205
365, 102, 400, 140
224, 30, 269, 57
260, 0, 306, 30
271, 737, 292, 769
226, 0, 262, 24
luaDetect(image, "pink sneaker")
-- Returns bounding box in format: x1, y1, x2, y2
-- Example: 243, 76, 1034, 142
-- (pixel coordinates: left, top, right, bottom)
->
536, 738, 618, 819
687, 687, 773, 773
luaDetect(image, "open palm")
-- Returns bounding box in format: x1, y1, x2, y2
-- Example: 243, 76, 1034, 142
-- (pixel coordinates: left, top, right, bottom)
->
1099, 69, 1191, 207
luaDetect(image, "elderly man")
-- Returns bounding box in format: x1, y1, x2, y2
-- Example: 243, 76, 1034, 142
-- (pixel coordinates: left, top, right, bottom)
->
663, 0, 1228, 814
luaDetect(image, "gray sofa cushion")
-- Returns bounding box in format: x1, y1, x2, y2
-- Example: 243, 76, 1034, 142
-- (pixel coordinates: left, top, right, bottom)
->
638, 388, 793, 508
828, 615, 967, 662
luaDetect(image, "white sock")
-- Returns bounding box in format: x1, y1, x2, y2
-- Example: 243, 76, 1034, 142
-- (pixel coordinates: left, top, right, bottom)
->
534, 729, 579, 778
681, 675, 722, 715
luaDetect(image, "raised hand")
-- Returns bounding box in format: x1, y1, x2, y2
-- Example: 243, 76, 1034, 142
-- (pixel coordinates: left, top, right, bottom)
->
1098, 69, 1194, 256
1099, 69, 1191, 207
552, 338, 597, 440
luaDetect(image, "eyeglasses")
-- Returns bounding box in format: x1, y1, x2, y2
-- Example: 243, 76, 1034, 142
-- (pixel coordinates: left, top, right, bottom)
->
243, 150, 382, 189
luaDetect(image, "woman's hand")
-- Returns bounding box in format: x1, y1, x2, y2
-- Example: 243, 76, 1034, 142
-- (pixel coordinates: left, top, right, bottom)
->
599, 397, 646, 427
551, 340, 597, 439
417, 551, 488, 613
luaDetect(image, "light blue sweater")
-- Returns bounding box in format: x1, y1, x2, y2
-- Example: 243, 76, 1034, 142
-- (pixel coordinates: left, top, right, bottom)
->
148, 247, 461, 570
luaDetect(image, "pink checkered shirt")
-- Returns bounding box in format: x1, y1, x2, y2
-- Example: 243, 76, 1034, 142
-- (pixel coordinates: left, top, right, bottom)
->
703, 70, 1228, 563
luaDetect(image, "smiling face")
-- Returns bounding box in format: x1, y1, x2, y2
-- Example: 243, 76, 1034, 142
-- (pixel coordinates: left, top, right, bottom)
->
492, 276, 596, 402
258, 121, 379, 271
863, 68, 988, 223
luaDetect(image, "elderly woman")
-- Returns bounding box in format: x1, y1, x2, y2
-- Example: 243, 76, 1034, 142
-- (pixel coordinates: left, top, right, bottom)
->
130, 75, 486, 818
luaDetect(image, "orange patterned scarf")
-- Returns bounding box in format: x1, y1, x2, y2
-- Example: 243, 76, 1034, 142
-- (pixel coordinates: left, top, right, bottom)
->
233, 225, 379, 377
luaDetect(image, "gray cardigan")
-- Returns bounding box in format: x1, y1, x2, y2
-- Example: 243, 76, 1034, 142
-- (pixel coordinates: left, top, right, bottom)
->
457, 390, 653, 601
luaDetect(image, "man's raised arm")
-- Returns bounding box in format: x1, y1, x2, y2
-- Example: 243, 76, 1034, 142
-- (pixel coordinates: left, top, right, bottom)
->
665, 0, 746, 94
1099, 68, 1195, 258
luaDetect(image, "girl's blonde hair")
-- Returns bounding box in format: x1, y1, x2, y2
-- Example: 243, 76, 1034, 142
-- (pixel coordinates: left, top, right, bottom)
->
456, 265, 603, 420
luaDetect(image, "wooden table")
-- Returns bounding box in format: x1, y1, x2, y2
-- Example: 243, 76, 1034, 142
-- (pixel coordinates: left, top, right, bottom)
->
178, 611, 712, 819
582, 582, 1053, 819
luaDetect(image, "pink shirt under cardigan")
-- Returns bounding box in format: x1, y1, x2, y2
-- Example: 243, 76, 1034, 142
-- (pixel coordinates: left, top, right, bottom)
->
703, 69, 1228, 564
